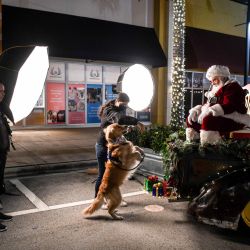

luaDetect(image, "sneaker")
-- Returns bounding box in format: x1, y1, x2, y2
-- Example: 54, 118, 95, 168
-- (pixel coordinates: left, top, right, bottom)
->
101, 203, 108, 210
120, 200, 128, 207
0, 223, 7, 232
0, 212, 13, 222
128, 175, 135, 180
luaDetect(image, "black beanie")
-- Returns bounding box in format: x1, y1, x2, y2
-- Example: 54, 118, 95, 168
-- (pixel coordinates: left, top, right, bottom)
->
117, 92, 130, 102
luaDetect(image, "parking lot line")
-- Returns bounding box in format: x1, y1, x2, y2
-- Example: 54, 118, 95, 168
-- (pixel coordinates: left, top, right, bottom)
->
9, 179, 49, 210
7, 190, 147, 217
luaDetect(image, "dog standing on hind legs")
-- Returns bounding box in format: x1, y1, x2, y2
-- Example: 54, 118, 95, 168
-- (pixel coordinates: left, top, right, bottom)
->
82, 123, 144, 220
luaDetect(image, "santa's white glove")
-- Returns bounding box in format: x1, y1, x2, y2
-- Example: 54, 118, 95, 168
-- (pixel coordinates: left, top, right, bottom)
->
198, 109, 212, 124
188, 110, 198, 124
187, 105, 202, 124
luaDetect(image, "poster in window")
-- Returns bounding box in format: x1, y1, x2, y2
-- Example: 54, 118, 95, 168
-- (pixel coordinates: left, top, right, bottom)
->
46, 62, 65, 82
137, 109, 151, 122
103, 66, 120, 84
68, 63, 85, 82
184, 72, 192, 88
203, 75, 211, 90
86, 65, 102, 83
193, 72, 203, 88
68, 84, 85, 124
87, 84, 102, 123
105, 84, 118, 102
46, 82, 66, 124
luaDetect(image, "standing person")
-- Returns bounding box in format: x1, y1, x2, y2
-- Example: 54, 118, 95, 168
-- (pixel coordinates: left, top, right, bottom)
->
95, 92, 144, 208
186, 65, 250, 145
0, 83, 14, 232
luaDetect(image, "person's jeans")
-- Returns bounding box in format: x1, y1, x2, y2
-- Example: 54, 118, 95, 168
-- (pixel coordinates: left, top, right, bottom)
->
0, 151, 7, 195
95, 143, 107, 197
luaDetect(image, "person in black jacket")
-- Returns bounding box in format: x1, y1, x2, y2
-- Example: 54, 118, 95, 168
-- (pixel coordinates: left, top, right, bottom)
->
95, 92, 144, 208
0, 83, 13, 232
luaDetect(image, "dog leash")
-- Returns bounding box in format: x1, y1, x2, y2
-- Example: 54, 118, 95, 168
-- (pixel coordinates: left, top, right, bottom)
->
91, 154, 145, 184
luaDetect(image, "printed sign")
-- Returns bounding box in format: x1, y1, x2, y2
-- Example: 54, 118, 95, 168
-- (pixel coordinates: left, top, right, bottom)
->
103, 66, 120, 84
68, 63, 85, 82
137, 111, 150, 122
86, 65, 102, 83
68, 84, 85, 124
46, 82, 66, 124
87, 84, 102, 123
105, 84, 118, 102
46, 62, 65, 82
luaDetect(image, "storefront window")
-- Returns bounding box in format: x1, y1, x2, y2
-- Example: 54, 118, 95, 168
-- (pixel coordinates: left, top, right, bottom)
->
15, 60, 152, 128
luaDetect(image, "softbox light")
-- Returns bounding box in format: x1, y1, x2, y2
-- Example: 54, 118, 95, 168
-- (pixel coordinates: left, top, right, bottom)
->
117, 64, 154, 111
0, 46, 49, 123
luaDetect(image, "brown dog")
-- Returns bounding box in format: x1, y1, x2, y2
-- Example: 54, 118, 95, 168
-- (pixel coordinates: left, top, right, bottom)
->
82, 123, 144, 220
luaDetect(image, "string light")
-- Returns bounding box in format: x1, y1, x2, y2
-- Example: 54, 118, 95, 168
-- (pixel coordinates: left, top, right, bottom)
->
170, 0, 185, 130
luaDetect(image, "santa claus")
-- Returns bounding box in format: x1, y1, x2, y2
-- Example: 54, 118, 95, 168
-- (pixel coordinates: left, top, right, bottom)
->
186, 65, 250, 145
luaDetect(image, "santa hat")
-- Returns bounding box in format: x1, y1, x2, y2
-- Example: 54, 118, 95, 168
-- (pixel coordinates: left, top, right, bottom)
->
206, 65, 230, 81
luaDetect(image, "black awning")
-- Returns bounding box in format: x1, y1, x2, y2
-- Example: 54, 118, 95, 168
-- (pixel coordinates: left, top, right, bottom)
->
185, 27, 245, 74
230, 0, 248, 5
2, 5, 167, 68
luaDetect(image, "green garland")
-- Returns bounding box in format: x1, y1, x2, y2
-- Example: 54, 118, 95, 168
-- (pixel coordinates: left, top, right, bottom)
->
124, 125, 185, 176
125, 125, 250, 177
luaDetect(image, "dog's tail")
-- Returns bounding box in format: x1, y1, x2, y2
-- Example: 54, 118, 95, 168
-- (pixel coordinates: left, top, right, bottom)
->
82, 192, 105, 216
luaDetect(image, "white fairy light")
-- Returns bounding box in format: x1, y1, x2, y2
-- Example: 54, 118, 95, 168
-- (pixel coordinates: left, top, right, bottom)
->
170, 0, 185, 129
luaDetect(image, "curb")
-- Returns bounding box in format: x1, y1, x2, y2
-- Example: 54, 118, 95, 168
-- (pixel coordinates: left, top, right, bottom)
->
5, 160, 98, 178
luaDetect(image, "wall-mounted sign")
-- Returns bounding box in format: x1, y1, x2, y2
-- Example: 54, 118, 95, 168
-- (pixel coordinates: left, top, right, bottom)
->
105, 84, 118, 102
68, 83, 85, 124
103, 66, 120, 84
47, 62, 65, 82
137, 111, 150, 122
87, 84, 102, 123
86, 65, 102, 83
68, 63, 85, 82
46, 82, 66, 124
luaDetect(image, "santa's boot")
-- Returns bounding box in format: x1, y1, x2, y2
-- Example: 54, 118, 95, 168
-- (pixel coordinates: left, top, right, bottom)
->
200, 130, 221, 146
186, 128, 200, 142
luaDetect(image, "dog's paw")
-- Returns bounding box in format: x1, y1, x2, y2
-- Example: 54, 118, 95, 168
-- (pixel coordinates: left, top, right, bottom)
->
111, 212, 124, 220
81, 206, 92, 217
81, 209, 89, 217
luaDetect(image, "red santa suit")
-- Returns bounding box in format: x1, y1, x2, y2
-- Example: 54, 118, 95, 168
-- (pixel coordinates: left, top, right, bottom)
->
186, 79, 250, 145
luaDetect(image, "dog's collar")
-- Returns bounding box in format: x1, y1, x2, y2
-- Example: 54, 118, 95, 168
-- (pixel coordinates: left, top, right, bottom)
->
107, 149, 145, 171
110, 135, 127, 144
107, 150, 122, 166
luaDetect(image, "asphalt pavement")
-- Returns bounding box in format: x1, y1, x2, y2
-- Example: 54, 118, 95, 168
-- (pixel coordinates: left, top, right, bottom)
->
1, 171, 250, 250
0, 128, 249, 249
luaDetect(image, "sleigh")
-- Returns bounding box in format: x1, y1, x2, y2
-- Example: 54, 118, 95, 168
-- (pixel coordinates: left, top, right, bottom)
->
170, 138, 250, 198
171, 84, 250, 198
